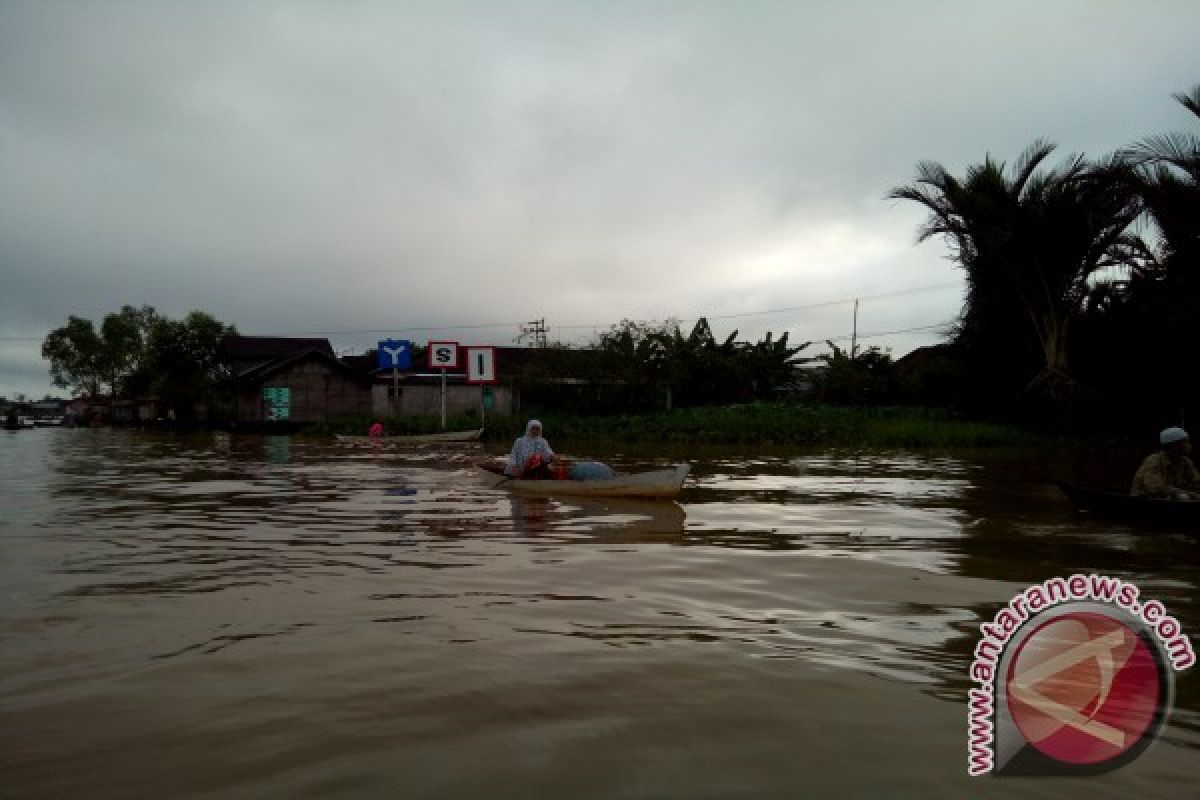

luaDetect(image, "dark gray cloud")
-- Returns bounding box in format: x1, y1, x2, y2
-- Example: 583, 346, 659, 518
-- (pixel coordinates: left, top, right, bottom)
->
2, 0, 1197, 396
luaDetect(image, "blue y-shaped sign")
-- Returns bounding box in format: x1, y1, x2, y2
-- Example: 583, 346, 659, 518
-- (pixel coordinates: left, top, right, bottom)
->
377, 339, 412, 370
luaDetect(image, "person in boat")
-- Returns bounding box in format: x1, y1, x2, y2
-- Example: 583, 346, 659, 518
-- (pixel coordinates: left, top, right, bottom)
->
1131, 426, 1200, 500
505, 419, 558, 478
367, 419, 385, 438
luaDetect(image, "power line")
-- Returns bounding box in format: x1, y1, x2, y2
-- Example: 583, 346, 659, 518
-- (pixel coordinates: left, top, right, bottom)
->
826, 320, 955, 344
279, 281, 960, 336
547, 281, 961, 329
700, 281, 959, 323
0, 281, 962, 342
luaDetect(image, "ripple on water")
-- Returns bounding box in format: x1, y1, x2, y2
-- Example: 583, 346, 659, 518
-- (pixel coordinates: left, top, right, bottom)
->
2, 432, 1198, 797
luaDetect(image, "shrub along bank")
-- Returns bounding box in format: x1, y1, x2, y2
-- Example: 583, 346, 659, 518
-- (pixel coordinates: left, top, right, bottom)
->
315, 404, 1044, 448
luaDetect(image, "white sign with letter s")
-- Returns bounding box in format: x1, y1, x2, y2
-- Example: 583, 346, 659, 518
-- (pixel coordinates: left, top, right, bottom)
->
427, 341, 459, 369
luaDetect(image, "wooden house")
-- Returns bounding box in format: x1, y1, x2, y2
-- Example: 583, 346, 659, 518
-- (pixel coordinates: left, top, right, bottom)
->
225, 336, 373, 424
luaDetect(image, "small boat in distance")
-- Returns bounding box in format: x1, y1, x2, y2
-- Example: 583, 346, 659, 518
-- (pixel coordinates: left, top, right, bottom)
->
335, 428, 484, 445
1056, 480, 1200, 530
478, 462, 691, 499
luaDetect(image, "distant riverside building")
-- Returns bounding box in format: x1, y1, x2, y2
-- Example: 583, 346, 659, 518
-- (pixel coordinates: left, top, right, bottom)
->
224, 336, 373, 424
222, 336, 621, 426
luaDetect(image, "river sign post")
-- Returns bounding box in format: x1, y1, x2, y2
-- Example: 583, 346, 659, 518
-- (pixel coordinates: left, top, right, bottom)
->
377, 339, 412, 412
428, 341, 459, 430
465, 346, 497, 428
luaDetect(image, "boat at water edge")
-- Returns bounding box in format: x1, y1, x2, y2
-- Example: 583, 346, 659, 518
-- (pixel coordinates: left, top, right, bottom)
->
478, 461, 691, 499
335, 428, 484, 445
1056, 480, 1200, 530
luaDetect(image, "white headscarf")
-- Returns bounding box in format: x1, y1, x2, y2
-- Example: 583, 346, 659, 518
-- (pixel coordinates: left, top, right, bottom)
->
1160, 426, 1189, 446
507, 419, 553, 475
525, 419, 543, 437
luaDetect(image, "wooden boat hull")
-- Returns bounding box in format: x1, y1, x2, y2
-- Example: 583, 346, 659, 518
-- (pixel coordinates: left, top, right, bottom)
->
336, 428, 484, 445
1056, 480, 1200, 529
479, 463, 691, 499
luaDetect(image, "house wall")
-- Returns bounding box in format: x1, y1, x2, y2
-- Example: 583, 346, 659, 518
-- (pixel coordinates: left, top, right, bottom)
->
236, 361, 371, 422
371, 383, 515, 418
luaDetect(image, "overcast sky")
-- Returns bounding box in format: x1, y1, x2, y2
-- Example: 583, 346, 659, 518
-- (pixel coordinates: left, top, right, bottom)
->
2, 1, 1197, 398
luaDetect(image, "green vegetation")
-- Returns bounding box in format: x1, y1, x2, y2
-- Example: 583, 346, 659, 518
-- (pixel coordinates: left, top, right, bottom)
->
889, 83, 1200, 431
315, 404, 1040, 448
516, 405, 1041, 448
520, 317, 813, 413
41, 305, 236, 419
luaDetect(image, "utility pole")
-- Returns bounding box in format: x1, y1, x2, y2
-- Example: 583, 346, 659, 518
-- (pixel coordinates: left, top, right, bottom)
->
517, 318, 547, 348
851, 299, 859, 359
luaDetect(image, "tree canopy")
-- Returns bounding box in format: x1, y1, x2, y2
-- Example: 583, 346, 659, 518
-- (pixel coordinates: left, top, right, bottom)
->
41, 305, 159, 398
42, 306, 235, 417
890, 83, 1200, 428
592, 318, 812, 409
889, 142, 1141, 415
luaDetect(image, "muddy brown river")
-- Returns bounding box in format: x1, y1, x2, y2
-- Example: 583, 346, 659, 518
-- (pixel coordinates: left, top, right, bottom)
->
1, 428, 1196, 798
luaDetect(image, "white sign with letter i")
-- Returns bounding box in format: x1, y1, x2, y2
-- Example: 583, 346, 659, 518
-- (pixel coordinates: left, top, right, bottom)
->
466, 347, 497, 384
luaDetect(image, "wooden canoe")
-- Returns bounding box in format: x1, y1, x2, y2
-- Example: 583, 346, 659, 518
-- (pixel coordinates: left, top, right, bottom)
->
1056, 480, 1200, 529
336, 428, 484, 445
478, 462, 691, 499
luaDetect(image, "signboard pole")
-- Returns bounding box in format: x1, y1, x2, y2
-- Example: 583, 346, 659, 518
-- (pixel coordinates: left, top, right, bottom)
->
465, 347, 497, 431
378, 339, 412, 418
427, 341, 459, 432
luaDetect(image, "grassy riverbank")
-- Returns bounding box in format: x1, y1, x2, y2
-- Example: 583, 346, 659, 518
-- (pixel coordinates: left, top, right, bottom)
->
314, 404, 1046, 448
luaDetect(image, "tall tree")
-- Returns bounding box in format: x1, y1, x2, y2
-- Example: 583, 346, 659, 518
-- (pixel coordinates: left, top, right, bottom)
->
143, 311, 237, 419
1102, 84, 1200, 423
42, 306, 160, 399
42, 307, 235, 418
1124, 84, 1200, 284
99, 305, 160, 397
889, 141, 1141, 414
42, 315, 105, 397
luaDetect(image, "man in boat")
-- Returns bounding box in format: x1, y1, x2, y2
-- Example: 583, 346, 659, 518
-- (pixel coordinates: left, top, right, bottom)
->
1131, 426, 1200, 500
505, 419, 560, 478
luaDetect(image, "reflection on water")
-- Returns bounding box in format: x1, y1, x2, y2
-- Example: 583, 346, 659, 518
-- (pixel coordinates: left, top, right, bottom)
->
1, 429, 1197, 798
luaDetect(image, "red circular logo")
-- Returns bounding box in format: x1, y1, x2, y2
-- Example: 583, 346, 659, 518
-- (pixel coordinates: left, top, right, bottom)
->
1005, 612, 1162, 766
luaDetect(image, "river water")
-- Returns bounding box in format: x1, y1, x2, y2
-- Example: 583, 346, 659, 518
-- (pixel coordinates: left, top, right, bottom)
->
1, 428, 1196, 798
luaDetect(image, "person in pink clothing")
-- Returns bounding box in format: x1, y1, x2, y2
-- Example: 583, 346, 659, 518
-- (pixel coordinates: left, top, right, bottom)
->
367, 419, 385, 437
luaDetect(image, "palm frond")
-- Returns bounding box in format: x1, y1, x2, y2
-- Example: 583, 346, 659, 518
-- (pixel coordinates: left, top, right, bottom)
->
1171, 84, 1200, 121
1011, 139, 1057, 195
1126, 132, 1200, 176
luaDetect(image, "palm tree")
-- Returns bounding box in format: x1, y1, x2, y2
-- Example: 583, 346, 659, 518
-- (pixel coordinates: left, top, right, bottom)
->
1112, 84, 1200, 422
1123, 85, 1200, 282
889, 141, 1141, 413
